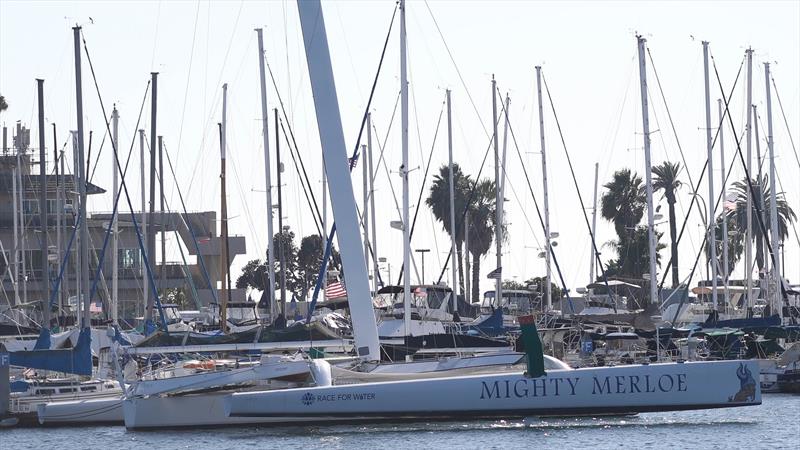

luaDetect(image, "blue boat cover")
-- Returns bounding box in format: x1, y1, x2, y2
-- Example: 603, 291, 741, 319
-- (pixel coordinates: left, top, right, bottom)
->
8, 327, 92, 376
32, 328, 51, 350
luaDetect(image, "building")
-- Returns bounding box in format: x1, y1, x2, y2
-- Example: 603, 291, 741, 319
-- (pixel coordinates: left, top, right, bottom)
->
1, 122, 246, 325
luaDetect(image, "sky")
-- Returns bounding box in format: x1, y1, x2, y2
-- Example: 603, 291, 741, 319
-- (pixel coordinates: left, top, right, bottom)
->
1, 0, 799, 300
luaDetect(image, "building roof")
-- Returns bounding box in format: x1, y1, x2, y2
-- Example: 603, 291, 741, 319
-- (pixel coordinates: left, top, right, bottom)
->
0, 174, 105, 195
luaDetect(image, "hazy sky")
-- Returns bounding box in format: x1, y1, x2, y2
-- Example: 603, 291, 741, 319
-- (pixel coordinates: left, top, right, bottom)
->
1, 0, 798, 298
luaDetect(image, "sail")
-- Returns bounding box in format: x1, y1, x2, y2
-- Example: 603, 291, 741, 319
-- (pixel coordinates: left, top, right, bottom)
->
9, 327, 92, 376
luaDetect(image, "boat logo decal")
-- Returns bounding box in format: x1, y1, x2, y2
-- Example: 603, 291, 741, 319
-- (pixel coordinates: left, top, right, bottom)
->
729, 363, 756, 403
302, 392, 315, 406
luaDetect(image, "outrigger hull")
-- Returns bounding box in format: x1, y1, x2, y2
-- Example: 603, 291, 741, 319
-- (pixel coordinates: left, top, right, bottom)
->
226, 360, 760, 422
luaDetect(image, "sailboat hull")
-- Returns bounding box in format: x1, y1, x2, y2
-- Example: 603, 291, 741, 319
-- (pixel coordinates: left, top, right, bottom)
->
226, 360, 760, 422
37, 396, 122, 425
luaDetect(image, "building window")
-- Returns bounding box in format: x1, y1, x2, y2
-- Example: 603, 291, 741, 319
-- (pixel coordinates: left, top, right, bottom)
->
120, 249, 141, 271
23, 199, 39, 215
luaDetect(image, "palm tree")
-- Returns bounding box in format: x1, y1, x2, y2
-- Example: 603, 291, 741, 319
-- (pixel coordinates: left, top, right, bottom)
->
726, 176, 796, 272
466, 178, 500, 303
426, 164, 472, 295
601, 169, 646, 244
0, 95, 8, 113
652, 162, 683, 287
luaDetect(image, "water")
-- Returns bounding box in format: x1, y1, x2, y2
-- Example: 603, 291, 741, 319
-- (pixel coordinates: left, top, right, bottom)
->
2, 394, 797, 449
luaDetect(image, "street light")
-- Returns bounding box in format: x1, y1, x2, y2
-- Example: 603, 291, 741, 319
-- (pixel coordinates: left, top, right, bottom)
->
415, 249, 430, 285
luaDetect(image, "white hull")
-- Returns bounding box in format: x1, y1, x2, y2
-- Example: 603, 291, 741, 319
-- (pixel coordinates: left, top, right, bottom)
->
227, 360, 760, 422
37, 396, 122, 425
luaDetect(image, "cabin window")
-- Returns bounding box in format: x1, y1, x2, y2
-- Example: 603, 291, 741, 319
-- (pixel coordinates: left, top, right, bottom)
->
60, 388, 76, 393
81, 385, 97, 392
38, 388, 55, 395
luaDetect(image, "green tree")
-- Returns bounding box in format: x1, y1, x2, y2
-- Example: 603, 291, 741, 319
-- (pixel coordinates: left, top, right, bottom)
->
652, 161, 683, 287
601, 168, 646, 241
296, 234, 341, 300
723, 176, 796, 272
236, 259, 267, 292
426, 163, 472, 296
0, 95, 7, 113
467, 178, 502, 303
605, 225, 666, 279
273, 229, 299, 297
523, 276, 563, 300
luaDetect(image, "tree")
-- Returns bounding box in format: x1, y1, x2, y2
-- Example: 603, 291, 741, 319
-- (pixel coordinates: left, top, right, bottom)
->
708, 213, 744, 277
426, 163, 472, 295
273, 229, 299, 298
605, 225, 666, 279
296, 234, 341, 300
236, 259, 267, 292
652, 161, 683, 287
601, 168, 646, 241
0, 95, 7, 113
501, 279, 525, 290
523, 276, 563, 300
724, 176, 796, 273
467, 178, 501, 303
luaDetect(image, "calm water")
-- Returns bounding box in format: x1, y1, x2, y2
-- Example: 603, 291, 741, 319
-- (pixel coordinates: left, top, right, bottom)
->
2, 394, 798, 449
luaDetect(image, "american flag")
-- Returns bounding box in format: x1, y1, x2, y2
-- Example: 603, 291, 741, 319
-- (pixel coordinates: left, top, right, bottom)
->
325, 280, 347, 299
89, 301, 103, 313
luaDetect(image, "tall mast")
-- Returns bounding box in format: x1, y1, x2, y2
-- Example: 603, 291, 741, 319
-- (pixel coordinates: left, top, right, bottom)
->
535, 66, 552, 311
139, 128, 147, 317
744, 48, 754, 311
158, 136, 166, 299
296, 0, 380, 360
500, 94, 510, 212
362, 143, 369, 272
111, 105, 120, 324
491, 75, 502, 308
368, 112, 379, 293
275, 108, 286, 315
12, 161, 19, 306
637, 36, 659, 324
73, 25, 90, 329
447, 89, 457, 314
37, 78, 50, 328
764, 62, 781, 317
718, 99, 730, 309
255, 28, 277, 320
54, 123, 62, 313
219, 84, 230, 332
145, 72, 158, 325
702, 41, 718, 310
590, 162, 599, 285
400, 0, 411, 337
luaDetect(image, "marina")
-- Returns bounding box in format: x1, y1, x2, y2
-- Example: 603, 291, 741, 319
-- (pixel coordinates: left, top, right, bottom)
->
0, 0, 798, 447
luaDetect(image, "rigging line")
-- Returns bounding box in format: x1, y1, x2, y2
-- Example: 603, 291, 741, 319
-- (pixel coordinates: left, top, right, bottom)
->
499, 82, 573, 309
373, 98, 405, 230
435, 108, 499, 286
395, 96, 445, 285
771, 76, 800, 171
80, 30, 169, 332
266, 59, 323, 227
87, 118, 109, 184
422, 0, 488, 138
149, 0, 162, 70
163, 141, 220, 304
540, 73, 616, 302
647, 47, 697, 192
713, 53, 790, 305
773, 169, 800, 265
173, 0, 202, 177
655, 54, 745, 292
278, 119, 322, 236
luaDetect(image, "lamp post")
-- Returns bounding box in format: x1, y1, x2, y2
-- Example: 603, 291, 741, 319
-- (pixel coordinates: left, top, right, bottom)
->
415, 249, 430, 285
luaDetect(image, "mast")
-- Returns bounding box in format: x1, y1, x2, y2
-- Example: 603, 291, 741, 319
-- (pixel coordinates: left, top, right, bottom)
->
491, 75, 502, 308
37, 78, 50, 328
590, 162, 599, 285
535, 66, 552, 311
400, 0, 411, 337
764, 62, 781, 318
219, 84, 230, 333
73, 25, 90, 329
54, 123, 61, 314
447, 89, 457, 314
296, 0, 380, 360
12, 162, 19, 306
145, 71, 158, 325
139, 128, 147, 317
111, 105, 120, 324
158, 136, 166, 304
702, 41, 718, 310
275, 108, 286, 315
744, 48, 754, 311
368, 112, 379, 293
637, 36, 659, 332
255, 28, 277, 320
362, 143, 369, 272
718, 99, 730, 308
